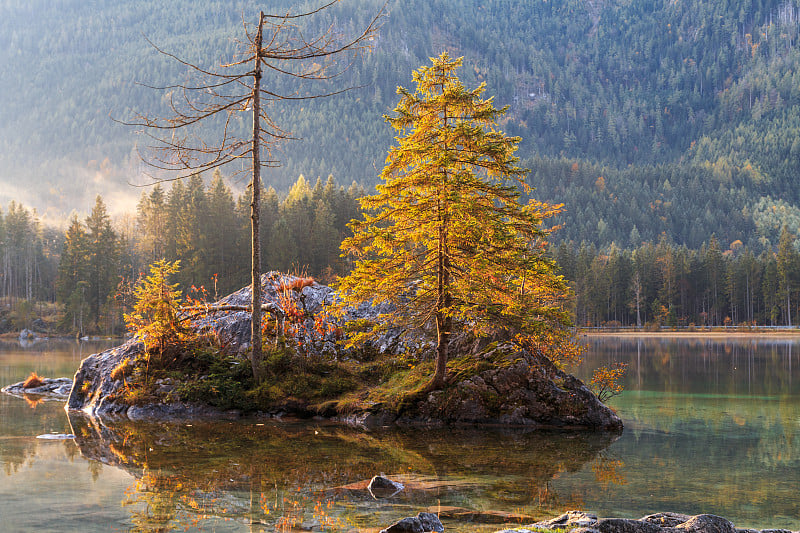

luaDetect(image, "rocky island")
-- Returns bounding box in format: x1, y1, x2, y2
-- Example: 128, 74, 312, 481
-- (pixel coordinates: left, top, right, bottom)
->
59, 273, 621, 429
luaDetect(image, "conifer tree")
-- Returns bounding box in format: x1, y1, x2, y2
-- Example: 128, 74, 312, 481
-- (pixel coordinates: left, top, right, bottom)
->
135, 184, 167, 264
338, 53, 573, 390
85, 196, 119, 331
56, 214, 90, 333
777, 225, 799, 326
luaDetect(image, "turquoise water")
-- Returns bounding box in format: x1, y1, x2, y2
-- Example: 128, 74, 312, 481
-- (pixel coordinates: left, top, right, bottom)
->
569, 336, 800, 529
1, 336, 798, 531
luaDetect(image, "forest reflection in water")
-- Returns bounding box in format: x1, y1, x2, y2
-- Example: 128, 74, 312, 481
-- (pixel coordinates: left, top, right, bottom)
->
66, 413, 620, 532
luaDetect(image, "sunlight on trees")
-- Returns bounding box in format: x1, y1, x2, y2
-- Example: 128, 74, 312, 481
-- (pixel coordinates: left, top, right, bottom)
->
338, 53, 574, 389
124, 259, 190, 365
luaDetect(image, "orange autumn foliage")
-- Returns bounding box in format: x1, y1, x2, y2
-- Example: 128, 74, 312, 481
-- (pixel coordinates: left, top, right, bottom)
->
280, 277, 314, 292
22, 372, 45, 389
589, 362, 628, 402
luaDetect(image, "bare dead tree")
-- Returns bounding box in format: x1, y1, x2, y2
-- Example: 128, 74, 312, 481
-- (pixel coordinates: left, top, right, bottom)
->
121, 1, 384, 380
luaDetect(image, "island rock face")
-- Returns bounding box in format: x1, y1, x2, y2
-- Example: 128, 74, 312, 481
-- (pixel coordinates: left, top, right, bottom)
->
66, 273, 622, 429
341, 350, 622, 429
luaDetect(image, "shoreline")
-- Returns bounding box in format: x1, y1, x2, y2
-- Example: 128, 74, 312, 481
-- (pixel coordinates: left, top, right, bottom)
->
581, 329, 800, 339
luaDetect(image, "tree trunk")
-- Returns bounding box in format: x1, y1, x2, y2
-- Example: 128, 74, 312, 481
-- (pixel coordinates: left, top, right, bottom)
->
433, 230, 448, 389
250, 12, 264, 380
788, 291, 793, 327
431, 198, 450, 390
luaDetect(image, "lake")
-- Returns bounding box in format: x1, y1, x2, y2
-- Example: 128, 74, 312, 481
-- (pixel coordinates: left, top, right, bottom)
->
1, 335, 798, 532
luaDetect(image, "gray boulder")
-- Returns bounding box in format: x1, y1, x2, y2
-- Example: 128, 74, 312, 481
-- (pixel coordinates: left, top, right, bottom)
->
64, 273, 622, 429
381, 512, 444, 533
367, 475, 404, 498
390, 351, 623, 429
2, 376, 74, 400
507, 512, 785, 533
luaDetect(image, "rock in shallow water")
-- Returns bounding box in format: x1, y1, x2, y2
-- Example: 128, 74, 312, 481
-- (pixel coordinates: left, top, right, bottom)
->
63, 273, 622, 428
381, 512, 444, 533
368, 475, 404, 498
2, 377, 74, 400
36, 433, 75, 440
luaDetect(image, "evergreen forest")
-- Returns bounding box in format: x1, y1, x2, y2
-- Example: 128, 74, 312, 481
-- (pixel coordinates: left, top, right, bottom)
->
4, 0, 800, 332
3, 0, 800, 250
2, 172, 800, 334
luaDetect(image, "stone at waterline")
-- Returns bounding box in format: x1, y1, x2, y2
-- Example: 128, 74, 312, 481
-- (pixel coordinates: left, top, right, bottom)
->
531, 511, 599, 530
380, 512, 444, 533
368, 475, 404, 498
36, 434, 76, 440
494, 511, 793, 533
1, 377, 73, 400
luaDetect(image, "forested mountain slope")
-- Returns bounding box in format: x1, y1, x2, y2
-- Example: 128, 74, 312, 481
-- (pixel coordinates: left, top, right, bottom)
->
2, 0, 800, 249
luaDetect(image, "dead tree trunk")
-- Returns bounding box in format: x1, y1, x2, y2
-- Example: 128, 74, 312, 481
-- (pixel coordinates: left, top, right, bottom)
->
250, 12, 264, 380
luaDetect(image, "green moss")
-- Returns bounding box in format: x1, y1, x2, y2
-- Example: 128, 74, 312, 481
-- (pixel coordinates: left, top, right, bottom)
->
118, 335, 534, 417
446, 347, 521, 383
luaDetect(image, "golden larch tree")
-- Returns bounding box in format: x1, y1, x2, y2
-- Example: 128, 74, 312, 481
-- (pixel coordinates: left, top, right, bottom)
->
338, 53, 574, 390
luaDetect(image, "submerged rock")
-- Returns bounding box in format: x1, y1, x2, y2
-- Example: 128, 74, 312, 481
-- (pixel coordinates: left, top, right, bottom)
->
368, 475, 405, 498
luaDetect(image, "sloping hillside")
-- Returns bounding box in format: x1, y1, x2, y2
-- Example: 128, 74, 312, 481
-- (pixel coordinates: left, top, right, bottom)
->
2, 0, 800, 248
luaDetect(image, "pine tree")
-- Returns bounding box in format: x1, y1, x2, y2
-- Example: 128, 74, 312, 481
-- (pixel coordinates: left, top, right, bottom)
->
339, 53, 573, 390
777, 225, 799, 326
85, 195, 119, 331
136, 184, 167, 265
205, 171, 238, 293
56, 214, 90, 334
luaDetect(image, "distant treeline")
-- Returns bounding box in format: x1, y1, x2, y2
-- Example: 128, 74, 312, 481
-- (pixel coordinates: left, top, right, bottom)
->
0, 172, 361, 334
554, 231, 800, 328
3, 171, 800, 334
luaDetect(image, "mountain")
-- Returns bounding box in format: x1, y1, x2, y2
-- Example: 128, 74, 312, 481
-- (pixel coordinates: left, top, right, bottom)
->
2, 0, 800, 249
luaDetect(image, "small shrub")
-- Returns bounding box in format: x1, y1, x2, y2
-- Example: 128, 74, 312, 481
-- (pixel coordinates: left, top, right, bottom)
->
176, 374, 252, 411
590, 362, 628, 402
122, 385, 152, 405
110, 358, 132, 381
22, 372, 45, 389
124, 260, 191, 370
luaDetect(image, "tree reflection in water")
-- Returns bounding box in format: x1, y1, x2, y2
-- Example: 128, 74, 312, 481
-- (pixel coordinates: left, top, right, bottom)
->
67, 413, 619, 532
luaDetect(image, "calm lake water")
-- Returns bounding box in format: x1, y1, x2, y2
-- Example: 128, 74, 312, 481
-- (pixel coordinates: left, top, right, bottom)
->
1, 336, 799, 532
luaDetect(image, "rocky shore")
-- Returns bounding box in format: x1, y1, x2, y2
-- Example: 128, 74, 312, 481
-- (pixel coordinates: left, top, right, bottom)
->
379, 510, 797, 533
493, 511, 796, 533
